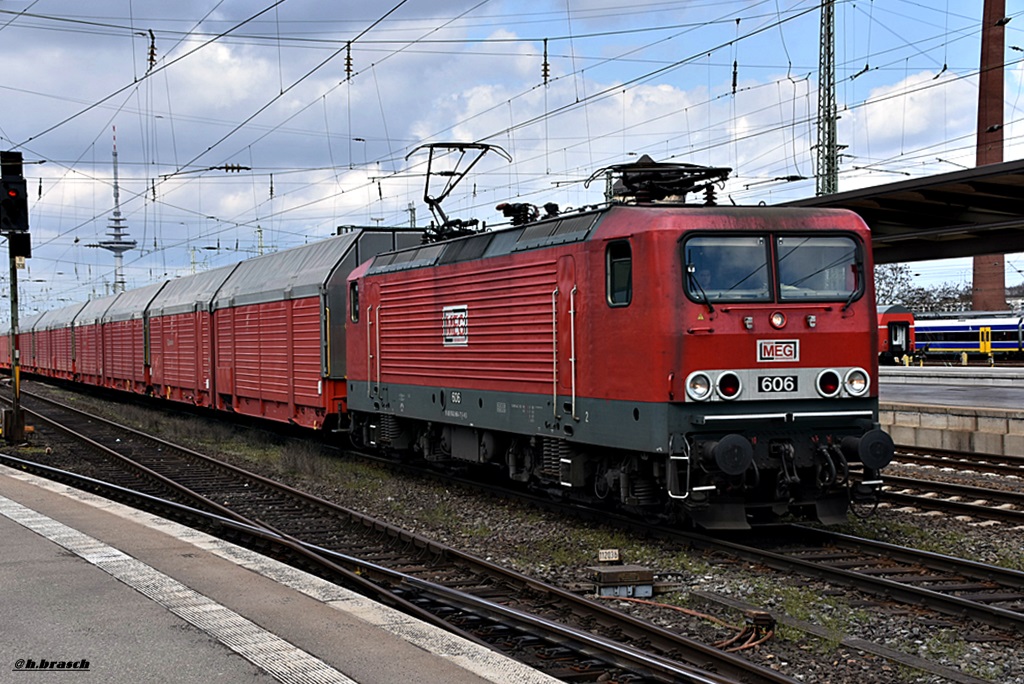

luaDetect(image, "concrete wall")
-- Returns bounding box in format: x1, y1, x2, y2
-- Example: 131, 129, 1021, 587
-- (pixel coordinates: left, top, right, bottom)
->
879, 402, 1024, 457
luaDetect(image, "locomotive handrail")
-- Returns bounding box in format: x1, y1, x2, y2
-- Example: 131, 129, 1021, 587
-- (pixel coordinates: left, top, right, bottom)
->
551, 287, 559, 420
788, 410, 874, 420
366, 304, 373, 398
570, 284, 578, 422
375, 305, 382, 395
696, 409, 874, 423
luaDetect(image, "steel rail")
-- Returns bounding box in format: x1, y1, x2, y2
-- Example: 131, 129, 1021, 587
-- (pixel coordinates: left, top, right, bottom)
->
1, 389, 795, 684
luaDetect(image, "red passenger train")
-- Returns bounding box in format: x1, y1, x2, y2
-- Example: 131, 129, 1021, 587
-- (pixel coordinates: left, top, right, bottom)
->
877, 304, 915, 364
2, 160, 893, 529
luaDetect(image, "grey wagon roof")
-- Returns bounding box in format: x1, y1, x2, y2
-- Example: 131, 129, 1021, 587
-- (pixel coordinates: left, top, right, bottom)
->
74, 293, 121, 326
18, 311, 45, 334
213, 233, 360, 309
102, 281, 168, 323
36, 301, 89, 331
149, 263, 238, 317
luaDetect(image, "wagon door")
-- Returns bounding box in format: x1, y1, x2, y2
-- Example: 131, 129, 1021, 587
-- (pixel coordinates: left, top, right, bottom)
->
554, 255, 578, 420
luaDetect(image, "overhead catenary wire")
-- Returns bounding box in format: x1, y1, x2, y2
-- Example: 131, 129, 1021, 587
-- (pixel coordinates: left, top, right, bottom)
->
2, 0, 1022, 311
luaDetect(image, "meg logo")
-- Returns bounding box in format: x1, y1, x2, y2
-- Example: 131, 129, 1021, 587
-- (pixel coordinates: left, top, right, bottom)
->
758, 339, 799, 362
442, 305, 469, 347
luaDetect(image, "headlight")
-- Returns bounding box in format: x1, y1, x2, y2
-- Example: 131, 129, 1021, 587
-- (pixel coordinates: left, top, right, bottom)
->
686, 372, 712, 401
844, 368, 870, 396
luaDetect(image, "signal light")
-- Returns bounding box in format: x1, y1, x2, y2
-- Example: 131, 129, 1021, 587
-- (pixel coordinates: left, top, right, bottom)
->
0, 177, 29, 233
1, 150, 29, 234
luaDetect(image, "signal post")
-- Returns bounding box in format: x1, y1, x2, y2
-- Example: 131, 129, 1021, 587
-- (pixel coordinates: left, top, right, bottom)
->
1, 150, 31, 443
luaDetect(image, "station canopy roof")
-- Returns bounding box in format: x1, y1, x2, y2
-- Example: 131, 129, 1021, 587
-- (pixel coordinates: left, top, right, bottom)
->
781, 158, 1024, 264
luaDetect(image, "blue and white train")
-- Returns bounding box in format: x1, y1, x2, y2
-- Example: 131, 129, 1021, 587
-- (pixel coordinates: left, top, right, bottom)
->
915, 314, 1024, 357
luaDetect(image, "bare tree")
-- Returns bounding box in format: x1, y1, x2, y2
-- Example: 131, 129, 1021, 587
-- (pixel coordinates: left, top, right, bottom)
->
874, 263, 914, 305
903, 282, 972, 313
875, 263, 975, 312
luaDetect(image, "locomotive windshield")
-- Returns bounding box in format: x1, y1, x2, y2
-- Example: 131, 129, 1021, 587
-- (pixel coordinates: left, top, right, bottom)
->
776, 235, 859, 301
684, 236, 771, 302
683, 233, 861, 304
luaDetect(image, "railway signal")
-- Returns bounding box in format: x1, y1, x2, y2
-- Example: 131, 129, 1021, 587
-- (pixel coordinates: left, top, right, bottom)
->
1, 176, 29, 233
1, 151, 29, 234
1, 150, 28, 442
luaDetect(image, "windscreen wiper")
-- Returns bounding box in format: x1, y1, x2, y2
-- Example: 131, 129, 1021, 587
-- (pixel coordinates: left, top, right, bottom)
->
841, 263, 863, 312
687, 265, 715, 313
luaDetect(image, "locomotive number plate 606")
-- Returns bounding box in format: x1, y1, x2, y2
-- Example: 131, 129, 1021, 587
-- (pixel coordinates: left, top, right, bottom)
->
758, 375, 798, 393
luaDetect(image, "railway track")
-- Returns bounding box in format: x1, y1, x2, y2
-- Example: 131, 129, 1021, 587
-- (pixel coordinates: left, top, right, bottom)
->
881, 474, 1024, 524
1, 389, 793, 684
878, 445, 1024, 523
686, 526, 1024, 633
4, 384, 1022, 683
892, 445, 1024, 478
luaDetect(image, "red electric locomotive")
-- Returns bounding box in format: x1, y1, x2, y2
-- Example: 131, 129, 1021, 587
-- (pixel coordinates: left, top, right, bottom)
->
346, 161, 893, 529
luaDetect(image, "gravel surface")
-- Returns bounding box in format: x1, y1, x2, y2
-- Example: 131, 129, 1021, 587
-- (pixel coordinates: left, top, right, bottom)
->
8, 386, 1024, 684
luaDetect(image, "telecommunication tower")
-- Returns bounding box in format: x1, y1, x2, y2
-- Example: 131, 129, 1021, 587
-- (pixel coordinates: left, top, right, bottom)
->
88, 128, 137, 293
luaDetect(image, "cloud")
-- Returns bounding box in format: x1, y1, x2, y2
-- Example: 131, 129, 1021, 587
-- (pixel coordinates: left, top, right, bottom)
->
841, 70, 977, 166
1, 1, 1017, 312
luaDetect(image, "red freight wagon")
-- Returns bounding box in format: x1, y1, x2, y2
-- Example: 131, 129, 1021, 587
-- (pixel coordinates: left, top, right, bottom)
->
213, 229, 421, 429
34, 302, 88, 380
101, 282, 167, 393
0, 324, 9, 371
15, 312, 43, 375
346, 176, 893, 529
149, 263, 238, 407
0, 317, 28, 370
74, 294, 119, 387
28, 312, 55, 376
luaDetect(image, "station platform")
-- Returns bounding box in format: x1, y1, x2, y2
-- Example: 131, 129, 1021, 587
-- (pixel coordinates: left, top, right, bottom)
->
0, 464, 558, 684
879, 365, 1024, 388
878, 365, 1024, 411
876, 366, 1024, 409
877, 367, 1024, 456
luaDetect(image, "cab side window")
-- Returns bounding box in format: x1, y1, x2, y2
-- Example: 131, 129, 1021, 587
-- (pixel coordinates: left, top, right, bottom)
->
606, 240, 632, 306
349, 282, 360, 322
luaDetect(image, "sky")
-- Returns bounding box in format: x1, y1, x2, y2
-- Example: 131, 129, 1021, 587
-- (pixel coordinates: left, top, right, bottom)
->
2, 0, 1024, 322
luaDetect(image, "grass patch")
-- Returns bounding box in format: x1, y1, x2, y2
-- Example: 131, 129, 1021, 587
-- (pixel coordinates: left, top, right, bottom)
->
731, 577, 871, 652
279, 441, 332, 478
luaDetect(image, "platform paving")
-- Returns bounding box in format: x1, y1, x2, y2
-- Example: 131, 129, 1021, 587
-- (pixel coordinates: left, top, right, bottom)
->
0, 465, 558, 684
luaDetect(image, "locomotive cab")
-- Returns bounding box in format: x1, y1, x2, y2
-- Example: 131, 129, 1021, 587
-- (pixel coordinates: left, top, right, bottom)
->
664, 215, 892, 527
